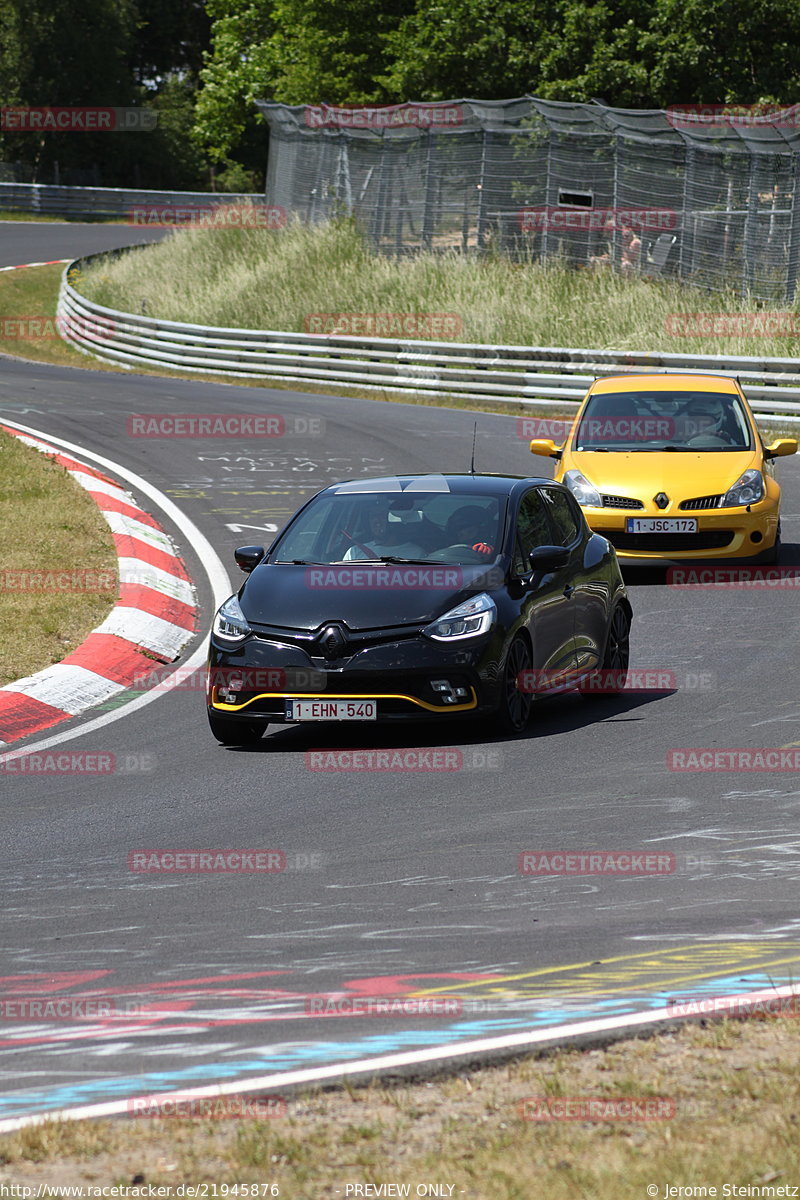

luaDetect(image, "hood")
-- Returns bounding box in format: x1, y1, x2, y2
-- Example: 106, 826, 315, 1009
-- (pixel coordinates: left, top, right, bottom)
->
568, 449, 760, 502
240, 561, 503, 632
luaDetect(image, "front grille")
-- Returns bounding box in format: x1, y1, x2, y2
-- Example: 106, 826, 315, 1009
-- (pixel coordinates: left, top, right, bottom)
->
680, 494, 723, 510
601, 494, 644, 509
251, 625, 420, 654
604, 531, 734, 552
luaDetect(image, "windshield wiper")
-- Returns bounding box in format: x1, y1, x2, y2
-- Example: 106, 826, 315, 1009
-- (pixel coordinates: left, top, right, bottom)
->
354, 556, 439, 565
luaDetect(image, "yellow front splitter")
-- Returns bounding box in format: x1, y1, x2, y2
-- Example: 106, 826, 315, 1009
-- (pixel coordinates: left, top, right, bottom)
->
211, 688, 478, 715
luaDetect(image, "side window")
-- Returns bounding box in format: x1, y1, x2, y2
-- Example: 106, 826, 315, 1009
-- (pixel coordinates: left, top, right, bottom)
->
542, 488, 581, 547
514, 489, 554, 573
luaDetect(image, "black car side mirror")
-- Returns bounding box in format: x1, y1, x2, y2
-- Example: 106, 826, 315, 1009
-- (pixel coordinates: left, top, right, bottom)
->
529, 544, 570, 572
234, 545, 265, 573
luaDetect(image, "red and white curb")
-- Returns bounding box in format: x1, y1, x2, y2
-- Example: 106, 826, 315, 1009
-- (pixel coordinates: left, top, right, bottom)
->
0, 426, 198, 744
0, 258, 71, 272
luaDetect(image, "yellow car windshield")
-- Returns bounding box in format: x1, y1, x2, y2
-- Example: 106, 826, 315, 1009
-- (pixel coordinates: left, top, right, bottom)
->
574, 390, 752, 452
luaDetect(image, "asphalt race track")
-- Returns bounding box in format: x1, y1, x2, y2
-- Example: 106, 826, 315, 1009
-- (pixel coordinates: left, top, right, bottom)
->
0, 220, 165, 268
2, 224, 800, 1124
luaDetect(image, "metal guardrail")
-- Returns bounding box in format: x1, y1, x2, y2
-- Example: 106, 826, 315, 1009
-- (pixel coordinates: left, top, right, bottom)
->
57, 253, 800, 422
0, 181, 263, 219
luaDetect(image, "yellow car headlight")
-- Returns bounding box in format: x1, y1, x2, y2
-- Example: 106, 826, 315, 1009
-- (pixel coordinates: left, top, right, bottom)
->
564, 469, 602, 508
721, 470, 764, 507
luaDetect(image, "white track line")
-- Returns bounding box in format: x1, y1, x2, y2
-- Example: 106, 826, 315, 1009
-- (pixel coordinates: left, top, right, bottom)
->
1, 982, 799, 1131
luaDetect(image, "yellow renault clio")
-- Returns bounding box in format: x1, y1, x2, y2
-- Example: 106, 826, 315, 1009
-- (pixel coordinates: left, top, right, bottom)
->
530, 373, 796, 564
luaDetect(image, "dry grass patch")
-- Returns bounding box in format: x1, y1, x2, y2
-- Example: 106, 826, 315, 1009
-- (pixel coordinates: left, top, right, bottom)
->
1, 1017, 798, 1197
0, 426, 118, 684
78, 214, 800, 358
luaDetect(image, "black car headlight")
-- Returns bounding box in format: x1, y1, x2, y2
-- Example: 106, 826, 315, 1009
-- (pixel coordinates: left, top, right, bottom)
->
213, 594, 252, 643
424, 592, 496, 641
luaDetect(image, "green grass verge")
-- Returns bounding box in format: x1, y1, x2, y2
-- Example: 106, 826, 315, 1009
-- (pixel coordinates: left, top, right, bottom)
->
0, 263, 122, 370
76, 214, 800, 358
0, 426, 118, 685
0, 1017, 797, 1195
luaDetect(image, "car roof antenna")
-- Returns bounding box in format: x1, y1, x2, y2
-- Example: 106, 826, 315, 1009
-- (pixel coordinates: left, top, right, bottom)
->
470, 421, 478, 475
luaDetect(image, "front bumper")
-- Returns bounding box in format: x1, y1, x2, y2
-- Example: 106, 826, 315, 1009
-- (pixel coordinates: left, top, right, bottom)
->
583, 499, 779, 563
207, 629, 502, 723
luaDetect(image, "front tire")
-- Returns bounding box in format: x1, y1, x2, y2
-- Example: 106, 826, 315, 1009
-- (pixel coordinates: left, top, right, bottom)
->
754, 521, 781, 565
581, 605, 630, 696
495, 634, 533, 734
208, 712, 265, 746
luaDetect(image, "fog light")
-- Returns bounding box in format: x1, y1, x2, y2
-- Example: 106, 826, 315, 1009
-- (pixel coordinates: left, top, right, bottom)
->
750, 531, 762, 543
431, 679, 457, 704
432, 679, 468, 704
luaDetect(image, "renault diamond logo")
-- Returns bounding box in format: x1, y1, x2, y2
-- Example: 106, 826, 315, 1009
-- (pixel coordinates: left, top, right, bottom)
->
654, 492, 669, 509
319, 624, 347, 659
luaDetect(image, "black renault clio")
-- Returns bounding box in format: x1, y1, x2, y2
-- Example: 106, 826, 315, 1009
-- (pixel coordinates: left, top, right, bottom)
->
206, 473, 631, 744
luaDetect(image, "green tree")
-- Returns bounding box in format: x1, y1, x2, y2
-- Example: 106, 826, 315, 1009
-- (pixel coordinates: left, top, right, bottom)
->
381, 0, 561, 100
639, 0, 800, 106
266, 0, 412, 104
194, 0, 413, 171
380, 0, 800, 108
193, 0, 276, 170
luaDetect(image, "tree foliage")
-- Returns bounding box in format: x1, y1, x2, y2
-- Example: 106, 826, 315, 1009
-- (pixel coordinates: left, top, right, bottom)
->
3, 0, 800, 189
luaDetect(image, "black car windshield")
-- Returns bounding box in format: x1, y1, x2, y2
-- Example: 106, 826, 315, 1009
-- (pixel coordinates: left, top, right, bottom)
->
272, 486, 506, 565
574, 389, 752, 451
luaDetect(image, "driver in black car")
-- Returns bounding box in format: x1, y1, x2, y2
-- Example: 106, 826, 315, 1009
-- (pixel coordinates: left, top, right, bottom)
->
444, 505, 496, 558
342, 500, 426, 560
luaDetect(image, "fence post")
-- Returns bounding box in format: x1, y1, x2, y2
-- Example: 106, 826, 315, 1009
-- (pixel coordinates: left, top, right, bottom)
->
334, 141, 353, 216
742, 153, 764, 298
610, 133, 622, 269
422, 131, 435, 251
368, 141, 388, 245
540, 131, 555, 258
678, 142, 696, 279
786, 154, 800, 303
476, 127, 490, 250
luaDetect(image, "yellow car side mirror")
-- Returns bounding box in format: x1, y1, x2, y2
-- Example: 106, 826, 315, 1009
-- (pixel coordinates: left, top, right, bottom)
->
529, 438, 562, 460
766, 438, 798, 458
